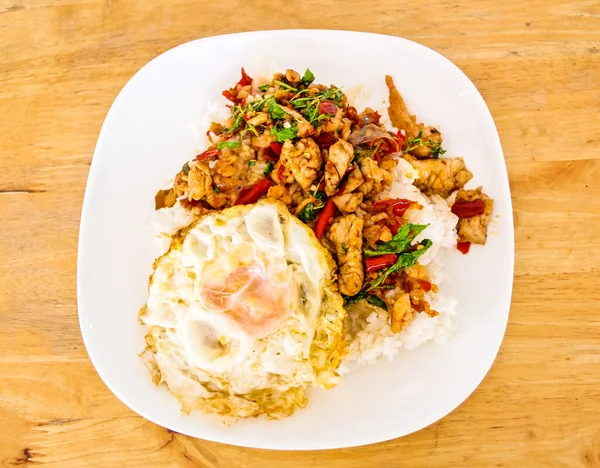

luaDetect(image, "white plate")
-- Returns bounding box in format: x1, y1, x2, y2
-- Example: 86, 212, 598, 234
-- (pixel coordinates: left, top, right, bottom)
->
78, 30, 514, 450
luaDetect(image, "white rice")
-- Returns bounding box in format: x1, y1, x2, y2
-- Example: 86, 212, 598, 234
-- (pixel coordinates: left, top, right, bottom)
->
149, 156, 459, 374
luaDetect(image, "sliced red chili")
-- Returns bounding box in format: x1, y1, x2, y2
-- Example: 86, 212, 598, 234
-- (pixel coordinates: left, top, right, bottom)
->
365, 254, 398, 273
195, 148, 219, 160
315, 198, 336, 239
417, 279, 432, 292
222, 89, 236, 103
315, 132, 338, 149
277, 163, 285, 182
372, 198, 412, 215
319, 101, 338, 115
372, 111, 381, 124
262, 146, 278, 161
396, 130, 406, 147
270, 142, 283, 156
457, 242, 471, 254
238, 67, 253, 86
451, 199, 486, 218
234, 178, 272, 205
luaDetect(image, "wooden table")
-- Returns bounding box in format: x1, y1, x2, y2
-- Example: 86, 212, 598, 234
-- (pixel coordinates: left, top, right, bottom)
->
2, 1, 599, 466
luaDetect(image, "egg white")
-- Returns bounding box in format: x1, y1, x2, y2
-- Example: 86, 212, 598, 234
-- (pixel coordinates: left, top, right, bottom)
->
139, 200, 346, 420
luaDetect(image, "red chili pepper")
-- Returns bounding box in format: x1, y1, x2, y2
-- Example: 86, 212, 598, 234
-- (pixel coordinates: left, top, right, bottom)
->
396, 130, 406, 147
457, 242, 471, 254
277, 163, 285, 182
315, 132, 338, 149
451, 199, 486, 218
319, 101, 338, 115
238, 67, 253, 86
262, 146, 278, 161
222, 89, 236, 103
417, 279, 432, 292
372, 199, 412, 215
270, 142, 283, 156
315, 198, 336, 239
372, 111, 381, 124
234, 178, 272, 205
195, 148, 219, 160
365, 254, 398, 273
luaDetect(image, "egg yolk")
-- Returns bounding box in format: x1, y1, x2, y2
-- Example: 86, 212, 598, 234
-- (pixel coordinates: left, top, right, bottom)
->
201, 265, 292, 338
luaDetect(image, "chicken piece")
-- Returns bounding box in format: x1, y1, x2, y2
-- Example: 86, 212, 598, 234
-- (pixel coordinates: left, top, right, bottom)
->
252, 132, 274, 149
409, 156, 473, 198
187, 162, 212, 200
267, 185, 293, 206
205, 187, 229, 209
282, 106, 314, 137
385, 75, 419, 139
321, 106, 343, 133
455, 187, 494, 244
173, 171, 189, 198
344, 164, 364, 193
325, 139, 354, 196
332, 191, 363, 214
214, 149, 246, 179
246, 112, 269, 127
155, 188, 177, 210
391, 292, 414, 334
280, 138, 322, 191
285, 69, 301, 84
328, 215, 364, 296
340, 118, 353, 141
270, 161, 295, 185
358, 157, 390, 196
408, 125, 443, 159
363, 224, 393, 248
403, 264, 439, 318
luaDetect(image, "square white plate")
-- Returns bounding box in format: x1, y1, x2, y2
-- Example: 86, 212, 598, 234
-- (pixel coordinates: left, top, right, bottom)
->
77, 30, 514, 450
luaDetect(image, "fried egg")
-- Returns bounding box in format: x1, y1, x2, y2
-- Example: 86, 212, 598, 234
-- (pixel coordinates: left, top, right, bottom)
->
139, 200, 346, 420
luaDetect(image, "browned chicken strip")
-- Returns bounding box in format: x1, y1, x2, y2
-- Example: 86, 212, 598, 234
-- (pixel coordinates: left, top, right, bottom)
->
328, 215, 364, 296
391, 292, 414, 334
408, 156, 473, 198
325, 139, 354, 196
454, 187, 494, 244
332, 191, 364, 214
280, 138, 322, 191
385, 75, 419, 139
187, 162, 212, 200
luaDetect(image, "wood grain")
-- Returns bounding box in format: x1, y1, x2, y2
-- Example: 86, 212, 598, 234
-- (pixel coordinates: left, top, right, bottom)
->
1, 0, 599, 466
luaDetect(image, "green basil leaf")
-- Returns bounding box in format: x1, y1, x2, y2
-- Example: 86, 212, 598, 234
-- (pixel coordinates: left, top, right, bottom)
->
301, 69, 315, 86
216, 141, 241, 150
364, 224, 429, 257
270, 124, 298, 142
297, 203, 316, 222
267, 97, 287, 120
263, 161, 274, 176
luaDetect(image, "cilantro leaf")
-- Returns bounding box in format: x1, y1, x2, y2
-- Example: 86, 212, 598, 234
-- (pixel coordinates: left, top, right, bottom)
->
248, 160, 256, 166
267, 97, 287, 120
263, 161, 274, 176
301, 69, 315, 86
271, 124, 298, 142
216, 141, 241, 150
258, 84, 270, 92
364, 224, 429, 257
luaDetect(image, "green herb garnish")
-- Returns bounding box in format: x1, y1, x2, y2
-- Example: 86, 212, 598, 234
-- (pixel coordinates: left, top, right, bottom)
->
341, 243, 349, 252
364, 224, 429, 257
297, 203, 316, 222
248, 160, 257, 166
213, 186, 221, 193
271, 124, 298, 142
344, 292, 388, 311
216, 141, 241, 150
301, 69, 315, 86
405, 131, 446, 158
258, 84, 271, 92
267, 97, 287, 120
274, 79, 298, 92
263, 161, 274, 176
181, 162, 190, 175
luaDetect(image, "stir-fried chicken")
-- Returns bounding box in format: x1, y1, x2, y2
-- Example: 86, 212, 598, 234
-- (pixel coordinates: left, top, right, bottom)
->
187, 162, 212, 200
408, 156, 473, 198
403, 264, 439, 318
391, 292, 414, 333
331, 191, 363, 213
363, 224, 393, 248
325, 139, 354, 196
280, 138, 322, 191
358, 157, 390, 196
344, 164, 364, 193
454, 187, 494, 244
282, 106, 315, 137
267, 185, 293, 206
328, 215, 364, 296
